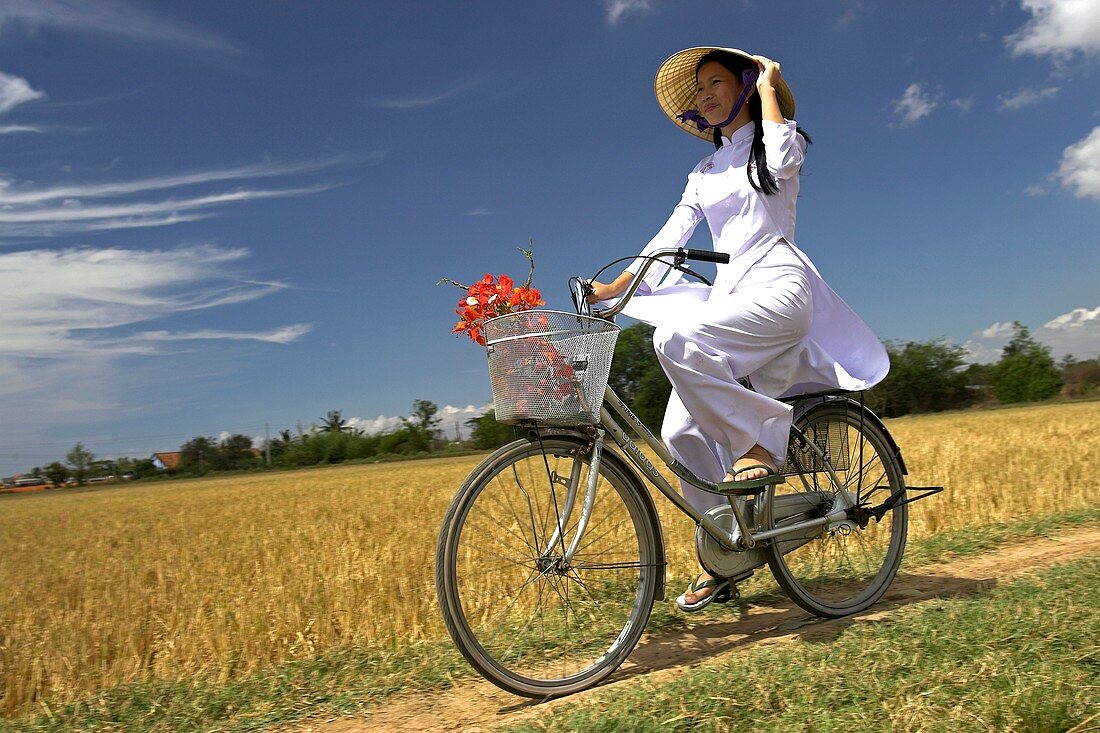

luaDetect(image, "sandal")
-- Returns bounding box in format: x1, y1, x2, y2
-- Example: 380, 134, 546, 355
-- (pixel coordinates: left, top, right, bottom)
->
717, 464, 784, 495
676, 574, 733, 613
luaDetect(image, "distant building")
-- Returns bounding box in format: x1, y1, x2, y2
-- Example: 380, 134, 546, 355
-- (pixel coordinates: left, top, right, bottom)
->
151, 452, 182, 470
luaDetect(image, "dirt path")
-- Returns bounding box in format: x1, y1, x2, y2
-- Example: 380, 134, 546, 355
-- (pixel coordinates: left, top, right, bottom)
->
279, 526, 1100, 733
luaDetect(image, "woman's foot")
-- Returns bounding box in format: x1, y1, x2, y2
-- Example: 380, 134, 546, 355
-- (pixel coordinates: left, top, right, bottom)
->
724, 445, 777, 483
677, 571, 731, 612
682, 571, 721, 605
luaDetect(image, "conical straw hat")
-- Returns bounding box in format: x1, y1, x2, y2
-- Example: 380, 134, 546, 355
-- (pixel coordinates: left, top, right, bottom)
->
655, 46, 796, 142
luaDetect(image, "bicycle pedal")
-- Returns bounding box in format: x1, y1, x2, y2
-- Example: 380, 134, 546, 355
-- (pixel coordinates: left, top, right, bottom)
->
712, 583, 740, 605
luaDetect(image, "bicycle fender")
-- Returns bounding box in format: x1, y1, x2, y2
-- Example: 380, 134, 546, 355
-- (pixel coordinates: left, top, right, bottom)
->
796, 398, 908, 475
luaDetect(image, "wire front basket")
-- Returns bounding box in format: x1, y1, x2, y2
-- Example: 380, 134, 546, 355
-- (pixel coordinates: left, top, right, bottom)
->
484, 310, 620, 426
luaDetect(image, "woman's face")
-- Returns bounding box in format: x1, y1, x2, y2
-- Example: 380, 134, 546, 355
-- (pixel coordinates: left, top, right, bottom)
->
694, 61, 745, 127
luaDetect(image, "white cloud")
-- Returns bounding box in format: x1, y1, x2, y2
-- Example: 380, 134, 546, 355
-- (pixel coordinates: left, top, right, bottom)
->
1006, 0, 1100, 58
890, 83, 940, 126
367, 75, 491, 110
951, 97, 976, 113
0, 245, 309, 452
436, 404, 493, 440
0, 159, 344, 206
135, 325, 312, 345
603, 0, 655, 25
1054, 126, 1100, 200
1040, 306, 1100, 358
0, 124, 42, 134
345, 403, 491, 440
0, 71, 44, 114
964, 307, 1100, 362
961, 338, 1004, 365
0, 185, 330, 233
464, 209, 491, 216
981, 321, 1017, 339
835, 0, 870, 28
0, 160, 340, 238
0, 244, 309, 360
346, 415, 404, 435
997, 85, 1060, 110
0, 0, 240, 55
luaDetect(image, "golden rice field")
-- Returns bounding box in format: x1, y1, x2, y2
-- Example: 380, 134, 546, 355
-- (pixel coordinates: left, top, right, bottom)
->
1, 401, 1098, 717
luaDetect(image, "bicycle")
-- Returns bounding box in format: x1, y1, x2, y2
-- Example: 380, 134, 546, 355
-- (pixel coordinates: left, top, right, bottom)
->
435, 247, 942, 698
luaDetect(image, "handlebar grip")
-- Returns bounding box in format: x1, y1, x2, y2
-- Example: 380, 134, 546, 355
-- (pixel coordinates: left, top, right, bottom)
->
681, 248, 730, 264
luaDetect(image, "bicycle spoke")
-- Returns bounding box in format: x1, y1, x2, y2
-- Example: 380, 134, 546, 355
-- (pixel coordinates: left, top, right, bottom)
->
769, 406, 907, 617
441, 438, 657, 693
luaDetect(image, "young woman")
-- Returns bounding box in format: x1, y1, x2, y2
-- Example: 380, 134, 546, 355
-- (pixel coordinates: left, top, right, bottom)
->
588, 47, 889, 611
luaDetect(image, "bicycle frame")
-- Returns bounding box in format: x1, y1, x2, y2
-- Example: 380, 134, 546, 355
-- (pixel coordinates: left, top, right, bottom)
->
543, 249, 865, 560
599, 385, 856, 550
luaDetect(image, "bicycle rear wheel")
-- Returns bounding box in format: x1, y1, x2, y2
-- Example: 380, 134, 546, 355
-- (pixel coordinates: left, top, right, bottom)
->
765, 403, 908, 617
436, 436, 661, 697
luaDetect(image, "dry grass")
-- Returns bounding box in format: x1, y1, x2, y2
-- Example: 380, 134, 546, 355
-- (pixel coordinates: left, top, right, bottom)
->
1, 401, 1097, 716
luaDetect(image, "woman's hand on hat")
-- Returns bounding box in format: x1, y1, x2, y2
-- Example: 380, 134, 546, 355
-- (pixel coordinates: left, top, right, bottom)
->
752, 55, 786, 123
752, 55, 782, 91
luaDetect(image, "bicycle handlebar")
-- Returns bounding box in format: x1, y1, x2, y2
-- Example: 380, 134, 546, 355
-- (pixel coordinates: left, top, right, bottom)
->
680, 248, 730, 265
583, 247, 730, 319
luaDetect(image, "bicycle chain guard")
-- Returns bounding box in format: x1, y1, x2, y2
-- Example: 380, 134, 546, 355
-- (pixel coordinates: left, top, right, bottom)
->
696, 502, 768, 579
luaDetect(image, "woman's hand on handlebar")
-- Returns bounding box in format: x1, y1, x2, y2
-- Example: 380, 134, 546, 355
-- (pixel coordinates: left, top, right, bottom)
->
586, 271, 633, 303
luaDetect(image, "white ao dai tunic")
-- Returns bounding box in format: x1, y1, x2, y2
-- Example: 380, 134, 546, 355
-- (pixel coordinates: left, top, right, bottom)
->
619, 119, 889, 511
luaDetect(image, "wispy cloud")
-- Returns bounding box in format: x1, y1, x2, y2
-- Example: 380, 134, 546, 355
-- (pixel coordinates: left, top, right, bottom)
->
835, 0, 871, 28
603, 0, 656, 25
889, 83, 940, 126
0, 242, 310, 367
0, 185, 331, 238
1006, 0, 1100, 58
0, 124, 42, 134
997, 85, 1060, 110
0, 245, 309, 447
367, 74, 491, 110
950, 97, 976, 113
0, 71, 45, 114
135, 325, 312, 344
0, 159, 345, 205
0, 160, 343, 239
0, 0, 240, 55
463, 209, 492, 216
1055, 126, 1100, 201
0, 244, 310, 360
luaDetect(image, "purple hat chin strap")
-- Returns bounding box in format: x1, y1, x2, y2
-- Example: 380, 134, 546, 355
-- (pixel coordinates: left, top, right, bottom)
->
678, 67, 759, 133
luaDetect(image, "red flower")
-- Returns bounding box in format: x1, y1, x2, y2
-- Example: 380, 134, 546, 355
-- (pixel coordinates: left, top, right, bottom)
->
442, 247, 545, 345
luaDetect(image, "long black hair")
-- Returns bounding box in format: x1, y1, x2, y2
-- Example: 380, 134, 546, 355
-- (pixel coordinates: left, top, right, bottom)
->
695, 50, 811, 195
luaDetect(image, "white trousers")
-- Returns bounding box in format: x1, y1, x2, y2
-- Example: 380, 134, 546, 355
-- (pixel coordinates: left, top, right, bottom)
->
654, 244, 813, 513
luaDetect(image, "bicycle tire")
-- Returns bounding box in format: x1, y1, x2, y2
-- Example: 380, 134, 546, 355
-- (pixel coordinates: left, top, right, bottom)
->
764, 402, 908, 618
436, 436, 661, 697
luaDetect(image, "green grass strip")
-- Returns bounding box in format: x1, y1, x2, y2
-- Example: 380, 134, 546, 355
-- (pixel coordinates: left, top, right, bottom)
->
3, 510, 1097, 733
0, 640, 473, 733
504, 558, 1100, 733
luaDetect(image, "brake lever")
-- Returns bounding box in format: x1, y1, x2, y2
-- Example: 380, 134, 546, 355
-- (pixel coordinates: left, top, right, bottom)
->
568, 276, 593, 317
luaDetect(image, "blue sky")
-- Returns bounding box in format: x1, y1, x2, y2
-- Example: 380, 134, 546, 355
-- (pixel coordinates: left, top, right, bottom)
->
1, 0, 1098, 475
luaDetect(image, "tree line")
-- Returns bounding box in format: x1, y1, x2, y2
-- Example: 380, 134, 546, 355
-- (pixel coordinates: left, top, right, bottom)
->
17, 321, 1097, 485
18, 400, 450, 485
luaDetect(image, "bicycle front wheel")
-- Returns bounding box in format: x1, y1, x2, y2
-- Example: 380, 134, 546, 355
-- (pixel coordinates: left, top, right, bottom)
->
436, 436, 661, 698
765, 403, 908, 618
